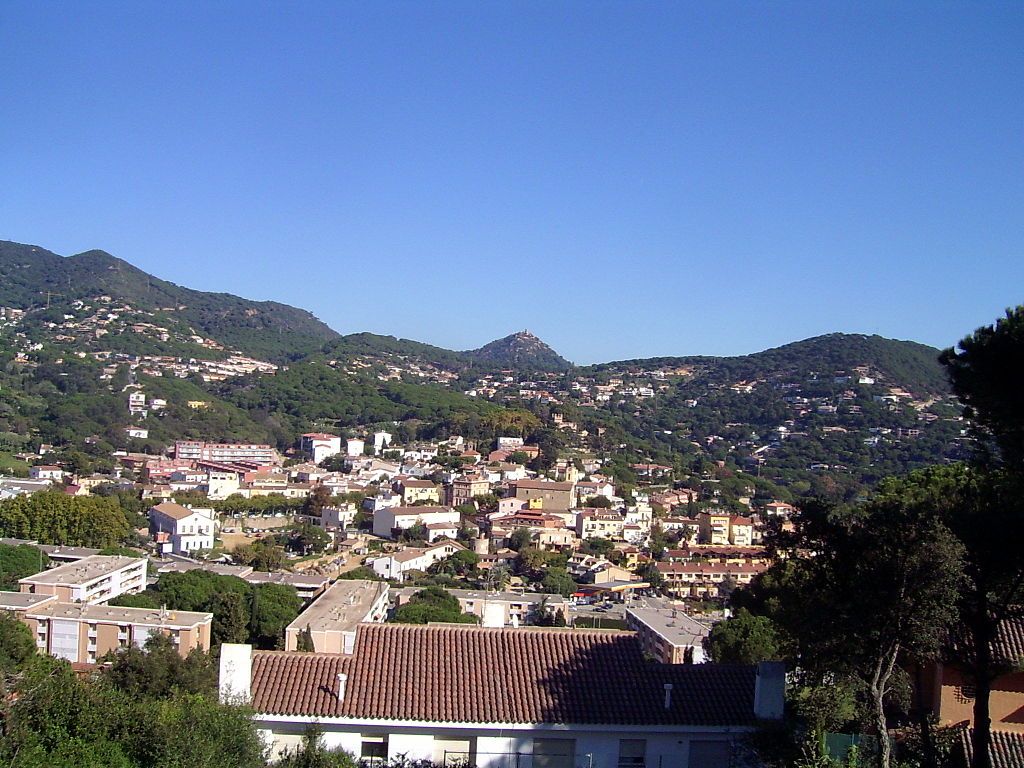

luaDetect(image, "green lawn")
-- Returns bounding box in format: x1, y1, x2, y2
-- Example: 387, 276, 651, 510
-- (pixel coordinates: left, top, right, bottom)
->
0, 451, 29, 476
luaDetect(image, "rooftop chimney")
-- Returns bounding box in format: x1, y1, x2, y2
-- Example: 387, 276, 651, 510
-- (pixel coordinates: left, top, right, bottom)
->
754, 662, 785, 720
663, 682, 673, 710
337, 672, 348, 702
218, 643, 252, 704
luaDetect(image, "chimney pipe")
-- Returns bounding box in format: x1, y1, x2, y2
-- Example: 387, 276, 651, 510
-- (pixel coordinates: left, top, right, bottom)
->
663, 682, 673, 710
337, 672, 348, 702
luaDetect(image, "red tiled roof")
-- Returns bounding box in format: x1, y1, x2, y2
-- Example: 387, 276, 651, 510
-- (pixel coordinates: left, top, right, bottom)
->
250, 623, 757, 726
994, 615, 1024, 664
956, 726, 1024, 768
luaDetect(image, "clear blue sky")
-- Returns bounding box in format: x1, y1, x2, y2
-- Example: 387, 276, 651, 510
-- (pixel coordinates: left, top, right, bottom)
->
2, 2, 1021, 364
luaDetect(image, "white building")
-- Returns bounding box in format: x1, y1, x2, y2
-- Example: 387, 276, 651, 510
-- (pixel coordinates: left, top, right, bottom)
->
346, 438, 365, 457
29, 465, 64, 482
372, 506, 461, 539
218, 624, 784, 767
301, 433, 343, 464
149, 501, 217, 555
18, 555, 147, 604
369, 540, 465, 581
373, 431, 393, 454
207, 470, 241, 500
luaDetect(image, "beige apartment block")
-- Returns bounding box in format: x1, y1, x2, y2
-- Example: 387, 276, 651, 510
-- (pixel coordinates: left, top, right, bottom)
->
0, 593, 212, 665
284, 580, 390, 654
18, 555, 147, 604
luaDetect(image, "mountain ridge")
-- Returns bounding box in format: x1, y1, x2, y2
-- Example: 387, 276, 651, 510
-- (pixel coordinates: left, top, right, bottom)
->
0, 239, 945, 393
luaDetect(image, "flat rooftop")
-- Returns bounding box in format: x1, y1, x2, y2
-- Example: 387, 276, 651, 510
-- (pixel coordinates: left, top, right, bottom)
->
244, 572, 330, 589
155, 560, 254, 578
0, 591, 58, 611
20, 555, 146, 586
26, 601, 211, 629
39, 544, 102, 560
395, 587, 564, 605
626, 600, 710, 646
287, 580, 389, 634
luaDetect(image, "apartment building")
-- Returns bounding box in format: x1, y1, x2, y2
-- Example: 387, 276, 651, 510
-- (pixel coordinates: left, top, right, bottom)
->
449, 474, 491, 507
174, 441, 281, 466
576, 509, 626, 540
284, 580, 390, 653
300, 433, 342, 464
625, 600, 710, 664
10, 596, 211, 664
655, 561, 769, 599
18, 555, 147, 604
394, 477, 441, 506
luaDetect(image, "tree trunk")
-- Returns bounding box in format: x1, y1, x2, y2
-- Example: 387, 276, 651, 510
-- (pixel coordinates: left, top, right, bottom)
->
871, 643, 899, 768
971, 621, 993, 768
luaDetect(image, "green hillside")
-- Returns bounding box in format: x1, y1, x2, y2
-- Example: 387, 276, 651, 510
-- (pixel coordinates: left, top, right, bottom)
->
596, 333, 949, 396
0, 241, 339, 361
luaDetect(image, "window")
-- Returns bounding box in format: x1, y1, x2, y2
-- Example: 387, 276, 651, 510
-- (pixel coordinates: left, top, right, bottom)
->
618, 740, 646, 768
533, 739, 575, 768
434, 737, 473, 766
361, 736, 387, 768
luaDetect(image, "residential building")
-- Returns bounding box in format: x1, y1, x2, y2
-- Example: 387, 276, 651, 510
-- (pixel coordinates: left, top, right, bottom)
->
656, 562, 769, 599
284, 580, 390, 653
369, 540, 465, 582
393, 588, 568, 627
727, 516, 754, 547
174, 441, 281, 466
149, 501, 217, 555
373, 431, 392, 454
218, 624, 785, 766
395, 478, 441, 506
7, 595, 211, 664
244, 572, 331, 601
927, 616, 1024, 737
697, 512, 731, 546
18, 555, 147, 604
207, 470, 242, 500
301, 433, 343, 464
576, 509, 626, 540
626, 600, 710, 664
372, 506, 461, 539
509, 479, 575, 512
346, 438, 365, 456
29, 465, 65, 481
320, 504, 358, 531
450, 474, 491, 507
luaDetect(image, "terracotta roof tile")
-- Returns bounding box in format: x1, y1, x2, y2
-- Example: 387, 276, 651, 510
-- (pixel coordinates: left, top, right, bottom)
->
251, 623, 757, 726
956, 726, 1024, 768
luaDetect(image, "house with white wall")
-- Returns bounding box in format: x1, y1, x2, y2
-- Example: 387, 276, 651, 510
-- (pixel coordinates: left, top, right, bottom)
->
301, 433, 343, 465
149, 501, 217, 555
372, 506, 461, 539
369, 540, 465, 581
219, 624, 784, 767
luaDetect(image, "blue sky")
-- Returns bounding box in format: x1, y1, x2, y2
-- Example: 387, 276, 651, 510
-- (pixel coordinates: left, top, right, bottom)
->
2, 2, 1021, 364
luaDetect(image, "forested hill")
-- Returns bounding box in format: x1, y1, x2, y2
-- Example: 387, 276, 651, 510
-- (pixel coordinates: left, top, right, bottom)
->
596, 333, 949, 396
317, 330, 572, 373
0, 241, 339, 361
467, 331, 572, 370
